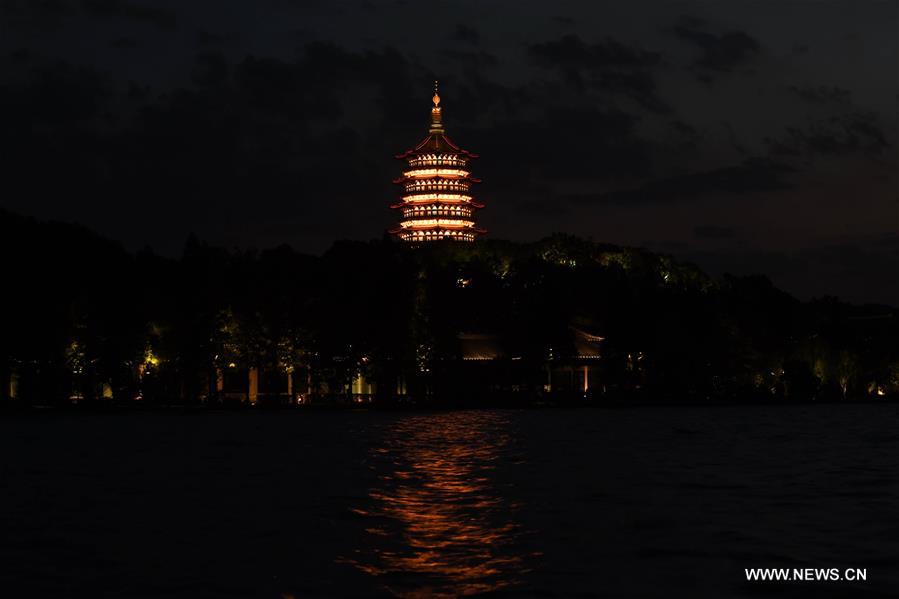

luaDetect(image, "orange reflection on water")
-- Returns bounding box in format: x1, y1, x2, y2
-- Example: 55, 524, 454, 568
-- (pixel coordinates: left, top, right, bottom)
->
342, 411, 529, 597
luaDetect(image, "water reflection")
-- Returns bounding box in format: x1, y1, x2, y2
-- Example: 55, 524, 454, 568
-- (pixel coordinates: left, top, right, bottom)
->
342, 411, 530, 597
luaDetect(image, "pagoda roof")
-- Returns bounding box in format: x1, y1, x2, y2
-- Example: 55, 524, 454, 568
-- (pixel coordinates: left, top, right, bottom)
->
396, 133, 479, 160
393, 174, 482, 184
459, 333, 504, 361
389, 224, 487, 235
390, 199, 485, 209
571, 327, 604, 360
455, 327, 602, 362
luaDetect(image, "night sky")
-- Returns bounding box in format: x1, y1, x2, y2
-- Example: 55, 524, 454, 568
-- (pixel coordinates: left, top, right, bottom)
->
1, 0, 896, 304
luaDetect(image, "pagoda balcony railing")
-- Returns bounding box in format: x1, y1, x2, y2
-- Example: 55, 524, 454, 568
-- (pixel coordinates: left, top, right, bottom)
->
399, 193, 473, 203
403, 183, 470, 193
407, 157, 468, 168
402, 168, 469, 178
402, 207, 473, 219
399, 218, 476, 229
400, 230, 477, 242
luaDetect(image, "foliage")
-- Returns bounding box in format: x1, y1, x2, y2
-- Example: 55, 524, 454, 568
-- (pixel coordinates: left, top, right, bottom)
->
1, 210, 897, 404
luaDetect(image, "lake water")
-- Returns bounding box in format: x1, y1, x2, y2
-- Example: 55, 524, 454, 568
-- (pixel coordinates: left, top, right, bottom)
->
1, 406, 897, 597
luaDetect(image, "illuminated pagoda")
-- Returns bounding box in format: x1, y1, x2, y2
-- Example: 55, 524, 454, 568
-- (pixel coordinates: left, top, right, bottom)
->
390, 82, 485, 242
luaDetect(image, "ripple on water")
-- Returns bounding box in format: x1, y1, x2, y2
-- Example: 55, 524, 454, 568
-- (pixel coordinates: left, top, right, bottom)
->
338, 411, 536, 597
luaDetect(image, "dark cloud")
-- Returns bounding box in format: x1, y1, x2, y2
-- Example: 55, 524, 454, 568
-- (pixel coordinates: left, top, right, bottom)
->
474, 106, 653, 186
722, 122, 749, 155
197, 30, 240, 47
665, 120, 702, 150
110, 36, 138, 49
451, 24, 479, 44
0, 0, 70, 30
766, 112, 890, 157
442, 49, 498, 69
9, 48, 32, 63
529, 34, 661, 70
0, 0, 67, 17
1, 61, 111, 124
788, 85, 851, 105
567, 158, 795, 206
443, 70, 526, 122
672, 16, 760, 73
0, 0, 177, 29
80, 0, 177, 29
527, 34, 667, 112
693, 225, 736, 240
0, 43, 433, 251
590, 69, 668, 113
763, 135, 801, 157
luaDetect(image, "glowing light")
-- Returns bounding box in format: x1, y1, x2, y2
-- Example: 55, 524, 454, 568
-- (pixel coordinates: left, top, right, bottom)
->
400, 219, 475, 229
391, 84, 483, 243
404, 211, 472, 221
405, 181, 470, 194
404, 205, 470, 213
400, 229, 476, 242
401, 193, 472, 203
403, 168, 468, 178
144, 349, 160, 367
403, 203, 472, 219
409, 154, 467, 167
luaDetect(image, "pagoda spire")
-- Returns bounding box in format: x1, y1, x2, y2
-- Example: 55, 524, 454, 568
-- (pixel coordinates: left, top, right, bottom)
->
429, 80, 444, 134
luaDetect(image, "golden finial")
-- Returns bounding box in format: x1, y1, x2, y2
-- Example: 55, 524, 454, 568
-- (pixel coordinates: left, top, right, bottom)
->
429, 80, 444, 133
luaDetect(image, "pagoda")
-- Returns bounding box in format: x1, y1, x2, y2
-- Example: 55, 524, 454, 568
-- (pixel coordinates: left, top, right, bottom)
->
390, 82, 485, 242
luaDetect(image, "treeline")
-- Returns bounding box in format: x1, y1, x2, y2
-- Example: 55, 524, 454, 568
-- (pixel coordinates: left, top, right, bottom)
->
1, 208, 897, 406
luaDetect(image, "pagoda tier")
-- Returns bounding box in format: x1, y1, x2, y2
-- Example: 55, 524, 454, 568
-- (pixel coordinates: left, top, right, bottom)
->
389, 83, 485, 242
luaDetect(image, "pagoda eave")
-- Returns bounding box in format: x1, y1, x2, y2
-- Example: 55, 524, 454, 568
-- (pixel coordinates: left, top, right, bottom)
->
391, 205, 484, 211
396, 150, 480, 160
392, 224, 485, 233
392, 202, 481, 209
395, 133, 479, 160
392, 175, 480, 184
398, 195, 484, 208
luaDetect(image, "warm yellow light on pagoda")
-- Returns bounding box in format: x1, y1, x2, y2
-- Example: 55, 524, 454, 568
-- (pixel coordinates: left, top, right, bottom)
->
390, 81, 483, 242
409, 156, 466, 167
400, 218, 475, 228
401, 193, 472, 203
403, 168, 468, 178
405, 179, 469, 191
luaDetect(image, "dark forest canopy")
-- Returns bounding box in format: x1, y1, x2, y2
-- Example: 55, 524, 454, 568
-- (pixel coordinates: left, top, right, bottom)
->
1, 208, 896, 406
